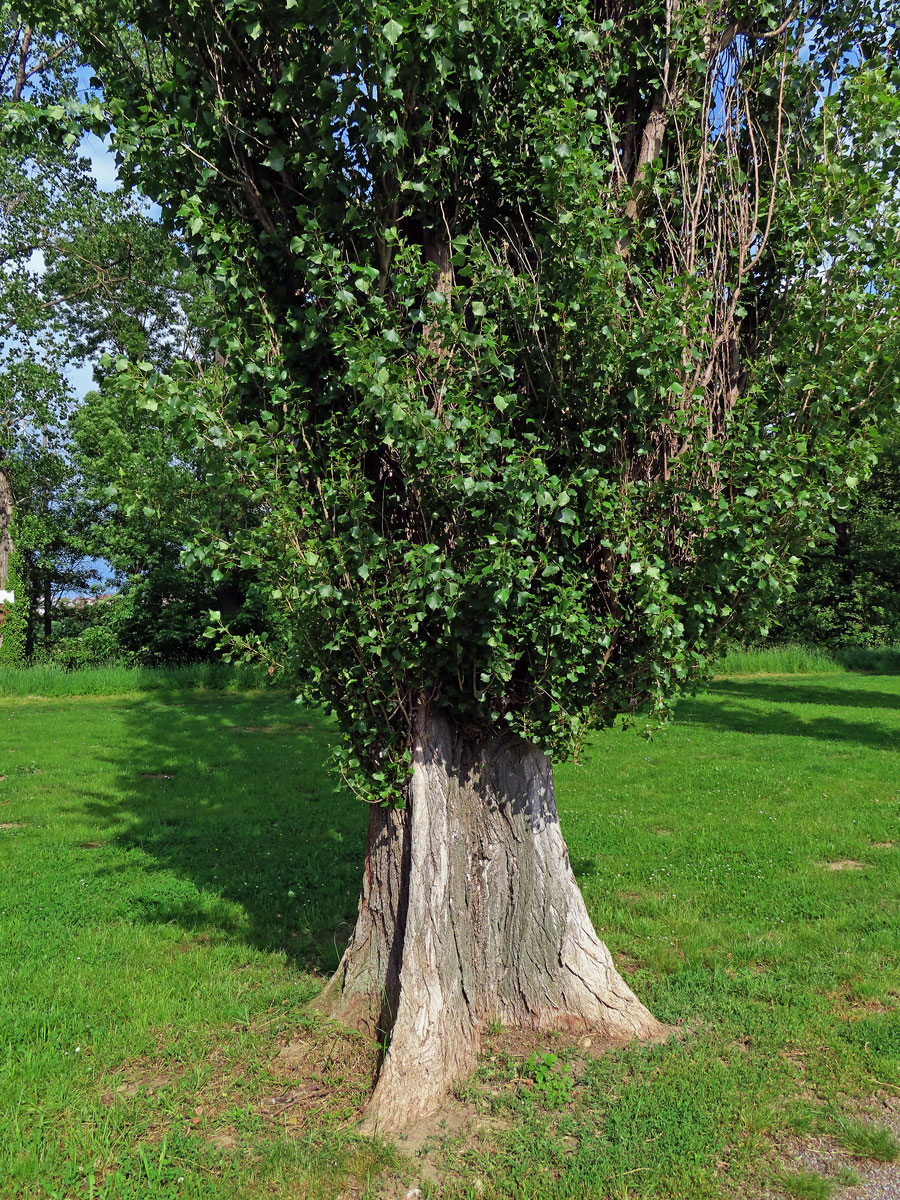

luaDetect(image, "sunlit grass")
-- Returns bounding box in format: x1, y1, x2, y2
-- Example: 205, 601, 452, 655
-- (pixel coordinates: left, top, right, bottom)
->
715, 643, 900, 676
1, 667, 899, 1197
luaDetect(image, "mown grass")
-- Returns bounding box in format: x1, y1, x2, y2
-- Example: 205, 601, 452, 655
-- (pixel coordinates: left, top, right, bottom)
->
1, 665, 898, 1198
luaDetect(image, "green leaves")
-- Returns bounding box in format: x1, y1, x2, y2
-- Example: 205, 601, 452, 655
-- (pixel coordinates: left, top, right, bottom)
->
61, 0, 900, 803
382, 18, 403, 44
262, 148, 285, 171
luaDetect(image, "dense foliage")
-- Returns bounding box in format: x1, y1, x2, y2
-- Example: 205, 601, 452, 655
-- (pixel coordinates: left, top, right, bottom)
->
17, 0, 900, 797
1, 9, 106, 625
775, 423, 900, 648
2, 7, 274, 663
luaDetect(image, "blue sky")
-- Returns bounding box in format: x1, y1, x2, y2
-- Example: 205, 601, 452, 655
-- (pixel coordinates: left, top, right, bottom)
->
82, 130, 120, 193
63, 132, 119, 400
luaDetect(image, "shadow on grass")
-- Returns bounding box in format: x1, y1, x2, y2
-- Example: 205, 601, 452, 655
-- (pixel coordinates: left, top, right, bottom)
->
832, 647, 900, 675
79, 691, 368, 974
683, 678, 900, 751
714, 679, 900, 713
74, 675, 899, 978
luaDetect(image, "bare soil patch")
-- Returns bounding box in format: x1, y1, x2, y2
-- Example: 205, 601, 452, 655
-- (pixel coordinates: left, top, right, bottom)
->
828, 984, 899, 1022
263, 1020, 378, 1133
99, 1060, 182, 1111
484, 1024, 656, 1061
392, 1098, 509, 1185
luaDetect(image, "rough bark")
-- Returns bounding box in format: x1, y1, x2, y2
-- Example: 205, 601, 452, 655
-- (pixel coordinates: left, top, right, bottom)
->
0, 468, 13, 592
315, 702, 664, 1134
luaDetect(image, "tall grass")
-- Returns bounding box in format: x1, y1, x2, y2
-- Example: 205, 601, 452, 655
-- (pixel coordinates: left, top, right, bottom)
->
3, 643, 899, 700
716, 643, 900, 676
716, 645, 843, 675
0, 661, 275, 698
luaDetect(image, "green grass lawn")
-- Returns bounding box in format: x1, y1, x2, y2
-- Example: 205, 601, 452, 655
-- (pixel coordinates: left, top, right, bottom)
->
1, 668, 898, 1198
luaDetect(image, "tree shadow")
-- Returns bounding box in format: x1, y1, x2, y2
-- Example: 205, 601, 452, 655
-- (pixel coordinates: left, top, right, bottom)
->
713, 679, 900, 713
77, 690, 368, 974
681, 679, 900, 752
831, 647, 900, 675
73, 677, 899, 978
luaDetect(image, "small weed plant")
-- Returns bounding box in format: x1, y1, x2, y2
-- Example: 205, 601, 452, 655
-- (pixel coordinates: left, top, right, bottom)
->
522, 1051, 574, 1109
776, 1168, 833, 1200
833, 1165, 861, 1188
835, 1118, 900, 1162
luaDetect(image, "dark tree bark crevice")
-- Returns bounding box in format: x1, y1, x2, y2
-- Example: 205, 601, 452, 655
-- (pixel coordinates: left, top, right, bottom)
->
315, 701, 665, 1134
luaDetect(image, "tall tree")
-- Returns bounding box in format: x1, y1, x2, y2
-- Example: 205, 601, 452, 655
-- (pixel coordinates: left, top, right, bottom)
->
1, 8, 102, 624
2, 7, 234, 653
0, 363, 92, 651
52, 0, 900, 1129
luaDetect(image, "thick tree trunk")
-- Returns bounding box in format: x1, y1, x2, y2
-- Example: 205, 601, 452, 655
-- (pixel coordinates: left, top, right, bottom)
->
315, 702, 664, 1134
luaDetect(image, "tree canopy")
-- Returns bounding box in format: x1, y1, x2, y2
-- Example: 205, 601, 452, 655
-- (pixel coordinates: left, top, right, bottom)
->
38, 0, 898, 798
2, 5, 263, 658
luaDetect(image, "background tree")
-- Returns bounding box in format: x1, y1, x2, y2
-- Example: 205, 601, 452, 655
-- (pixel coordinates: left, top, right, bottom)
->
2, 7, 265, 661
1, 8, 79, 609
51, 0, 900, 1129
1, 7, 114, 644
0, 363, 93, 654
774, 421, 900, 647
65, 225, 279, 663
72, 374, 271, 663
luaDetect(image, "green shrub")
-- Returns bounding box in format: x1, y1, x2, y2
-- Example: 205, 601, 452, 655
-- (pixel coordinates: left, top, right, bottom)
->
775, 426, 900, 648
50, 623, 122, 669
